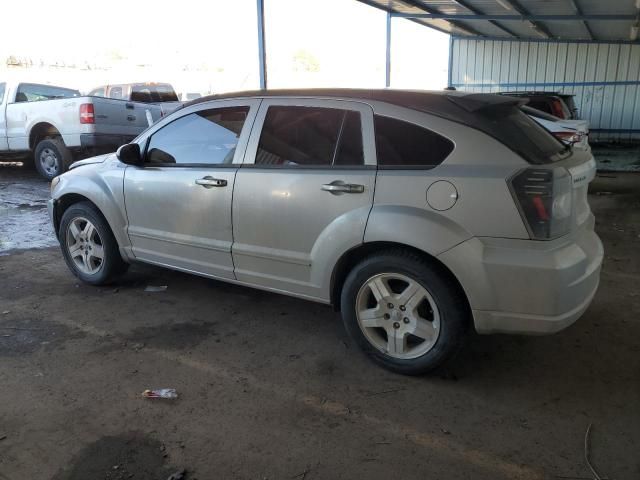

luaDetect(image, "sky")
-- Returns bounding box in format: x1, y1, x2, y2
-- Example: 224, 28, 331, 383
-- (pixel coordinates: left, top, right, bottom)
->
0, 0, 450, 94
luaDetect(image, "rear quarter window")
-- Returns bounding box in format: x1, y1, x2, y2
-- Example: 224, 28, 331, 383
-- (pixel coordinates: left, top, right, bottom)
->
374, 115, 454, 168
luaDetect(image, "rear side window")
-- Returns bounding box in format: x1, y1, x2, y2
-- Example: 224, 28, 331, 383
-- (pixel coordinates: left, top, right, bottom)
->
109, 87, 123, 99
374, 115, 454, 168
256, 106, 364, 167
145, 107, 248, 165
15, 83, 79, 102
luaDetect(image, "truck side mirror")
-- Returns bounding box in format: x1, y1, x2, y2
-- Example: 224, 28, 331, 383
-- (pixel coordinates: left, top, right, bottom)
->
116, 143, 142, 166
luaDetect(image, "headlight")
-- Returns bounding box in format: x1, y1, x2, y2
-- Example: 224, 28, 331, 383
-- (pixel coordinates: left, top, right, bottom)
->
50, 176, 61, 193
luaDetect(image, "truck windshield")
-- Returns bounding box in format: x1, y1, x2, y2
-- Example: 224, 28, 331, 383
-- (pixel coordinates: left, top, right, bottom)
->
130, 84, 178, 103
16, 83, 80, 102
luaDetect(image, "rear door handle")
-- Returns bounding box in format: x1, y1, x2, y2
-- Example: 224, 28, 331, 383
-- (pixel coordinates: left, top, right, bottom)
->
126, 103, 135, 110
195, 176, 227, 188
127, 114, 136, 121
321, 181, 365, 194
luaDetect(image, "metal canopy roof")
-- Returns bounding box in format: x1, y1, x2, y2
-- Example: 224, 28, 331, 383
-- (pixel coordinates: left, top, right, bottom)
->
358, 0, 640, 42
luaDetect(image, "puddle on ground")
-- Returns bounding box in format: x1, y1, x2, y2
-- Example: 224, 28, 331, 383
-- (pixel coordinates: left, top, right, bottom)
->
0, 317, 86, 357
0, 165, 58, 252
51, 433, 181, 480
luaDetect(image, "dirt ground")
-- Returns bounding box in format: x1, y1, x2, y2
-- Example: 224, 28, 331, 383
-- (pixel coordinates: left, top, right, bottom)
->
0, 164, 639, 480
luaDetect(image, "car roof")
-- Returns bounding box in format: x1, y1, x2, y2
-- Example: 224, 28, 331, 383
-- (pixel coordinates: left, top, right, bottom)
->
498, 91, 575, 98
185, 88, 525, 123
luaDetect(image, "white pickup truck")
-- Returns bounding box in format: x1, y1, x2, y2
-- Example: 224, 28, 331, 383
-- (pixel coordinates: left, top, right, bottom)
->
0, 81, 170, 180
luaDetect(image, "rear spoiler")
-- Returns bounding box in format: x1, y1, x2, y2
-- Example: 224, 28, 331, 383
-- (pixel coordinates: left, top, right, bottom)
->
447, 93, 527, 113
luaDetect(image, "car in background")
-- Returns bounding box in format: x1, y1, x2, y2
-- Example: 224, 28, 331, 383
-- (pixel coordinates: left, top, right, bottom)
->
179, 92, 203, 102
0, 81, 165, 180
499, 91, 578, 120
49, 89, 603, 375
88, 82, 182, 116
522, 105, 590, 151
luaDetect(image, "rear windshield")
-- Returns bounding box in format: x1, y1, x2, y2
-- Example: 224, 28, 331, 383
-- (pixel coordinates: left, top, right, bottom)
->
472, 106, 569, 165
521, 105, 559, 122
130, 84, 178, 103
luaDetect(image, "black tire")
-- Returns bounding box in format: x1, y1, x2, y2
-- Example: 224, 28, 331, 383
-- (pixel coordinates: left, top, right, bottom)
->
34, 138, 73, 181
340, 249, 469, 375
59, 201, 128, 285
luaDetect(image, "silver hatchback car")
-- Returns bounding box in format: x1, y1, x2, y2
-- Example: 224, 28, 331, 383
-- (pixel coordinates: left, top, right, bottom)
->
49, 89, 603, 374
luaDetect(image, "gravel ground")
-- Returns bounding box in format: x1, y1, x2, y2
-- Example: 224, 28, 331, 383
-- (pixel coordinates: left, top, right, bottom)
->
0, 164, 638, 480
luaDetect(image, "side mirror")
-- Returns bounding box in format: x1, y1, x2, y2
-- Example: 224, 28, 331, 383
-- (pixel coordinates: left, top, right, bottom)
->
116, 143, 142, 166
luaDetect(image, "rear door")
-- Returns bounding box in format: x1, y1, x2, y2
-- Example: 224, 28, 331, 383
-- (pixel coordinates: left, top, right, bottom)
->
124, 99, 260, 278
231, 98, 376, 301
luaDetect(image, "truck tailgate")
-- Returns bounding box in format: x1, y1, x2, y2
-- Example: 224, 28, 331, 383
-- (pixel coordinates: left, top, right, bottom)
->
91, 98, 162, 136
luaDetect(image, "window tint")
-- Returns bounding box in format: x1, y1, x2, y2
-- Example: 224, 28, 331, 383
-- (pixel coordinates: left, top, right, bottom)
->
256, 106, 363, 167
478, 106, 568, 164
131, 84, 178, 103
146, 107, 249, 166
374, 115, 454, 167
15, 83, 79, 102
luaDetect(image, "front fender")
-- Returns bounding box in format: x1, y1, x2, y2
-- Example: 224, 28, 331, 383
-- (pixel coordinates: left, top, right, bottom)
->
51, 161, 131, 258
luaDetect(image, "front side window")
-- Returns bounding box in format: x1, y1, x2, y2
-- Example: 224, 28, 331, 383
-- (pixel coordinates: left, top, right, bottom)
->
256, 106, 364, 167
374, 115, 454, 168
145, 107, 249, 166
15, 83, 80, 102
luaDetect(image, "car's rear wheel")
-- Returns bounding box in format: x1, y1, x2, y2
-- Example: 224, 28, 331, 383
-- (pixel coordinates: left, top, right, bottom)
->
340, 250, 468, 375
59, 202, 128, 285
34, 138, 72, 181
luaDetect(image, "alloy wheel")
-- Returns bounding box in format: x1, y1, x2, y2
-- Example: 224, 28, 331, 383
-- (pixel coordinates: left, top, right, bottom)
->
355, 273, 441, 359
65, 217, 105, 275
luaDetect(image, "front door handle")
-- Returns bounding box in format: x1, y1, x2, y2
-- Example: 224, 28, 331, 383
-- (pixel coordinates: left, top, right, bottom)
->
195, 176, 227, 188
321, 181, 365, 194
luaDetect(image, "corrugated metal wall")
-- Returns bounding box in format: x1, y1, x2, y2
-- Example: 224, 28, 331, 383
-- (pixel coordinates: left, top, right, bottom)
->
450, 38, 640, 142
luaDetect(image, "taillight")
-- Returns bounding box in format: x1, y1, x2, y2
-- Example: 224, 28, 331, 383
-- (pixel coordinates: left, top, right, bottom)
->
80, 103, 95, 124
510, 167, 573, 240
550, 99, 566, 119
553, 131, 583, 144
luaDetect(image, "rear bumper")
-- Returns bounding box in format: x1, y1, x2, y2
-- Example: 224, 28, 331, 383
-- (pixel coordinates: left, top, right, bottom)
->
438, 217, 604, 335
80, 134, 135, 150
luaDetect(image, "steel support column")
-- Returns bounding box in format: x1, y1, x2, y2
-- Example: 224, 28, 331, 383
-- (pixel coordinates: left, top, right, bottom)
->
385, 11, 391, 87
257, 0, 267, 89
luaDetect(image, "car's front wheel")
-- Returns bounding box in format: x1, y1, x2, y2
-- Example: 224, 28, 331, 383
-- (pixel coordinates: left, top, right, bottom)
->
59, 202, 128, 285
340, 250, 469, 375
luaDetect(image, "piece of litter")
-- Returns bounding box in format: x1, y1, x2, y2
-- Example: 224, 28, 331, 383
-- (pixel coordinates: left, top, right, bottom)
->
595, 191, 613, 196
584, 423, 604, 480
2, 311, 9, 315
145, 285, 168, 292
0, 435, 7, 441
167, 468, 186, 480
142, 388, 178, 399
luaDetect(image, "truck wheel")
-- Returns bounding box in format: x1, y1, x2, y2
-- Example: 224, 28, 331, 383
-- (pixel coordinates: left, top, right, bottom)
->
34, 138, 72, 181
340, 249, 469, 375
59, 201, 129, 285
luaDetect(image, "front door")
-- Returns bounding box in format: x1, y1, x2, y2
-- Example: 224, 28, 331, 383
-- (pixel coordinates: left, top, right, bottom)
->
124, 99, 259, 279
232, 98, 376, 301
